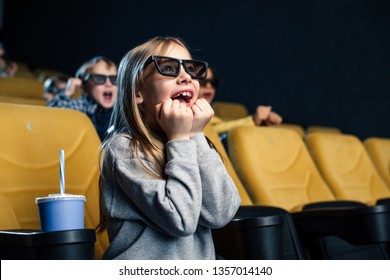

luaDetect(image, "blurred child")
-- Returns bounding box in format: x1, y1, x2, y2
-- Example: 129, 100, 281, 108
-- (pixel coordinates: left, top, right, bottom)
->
0, 42, 18, 78
42, 74, 69, 102
47, 56, 117, 141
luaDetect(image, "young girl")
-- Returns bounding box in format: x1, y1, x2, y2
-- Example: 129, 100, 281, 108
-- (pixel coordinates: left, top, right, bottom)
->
100, 36, 241, 260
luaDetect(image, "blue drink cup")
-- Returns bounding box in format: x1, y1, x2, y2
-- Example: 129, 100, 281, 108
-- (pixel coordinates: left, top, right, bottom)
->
35, 194, 86, 232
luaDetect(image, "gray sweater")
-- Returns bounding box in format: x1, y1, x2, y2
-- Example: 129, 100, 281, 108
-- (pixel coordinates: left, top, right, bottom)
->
101, 133, 241, 259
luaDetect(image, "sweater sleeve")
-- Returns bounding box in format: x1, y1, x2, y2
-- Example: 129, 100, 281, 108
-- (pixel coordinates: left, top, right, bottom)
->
191, 133, 241, 228
212, 115, 255, 135
103, 136, 203, 237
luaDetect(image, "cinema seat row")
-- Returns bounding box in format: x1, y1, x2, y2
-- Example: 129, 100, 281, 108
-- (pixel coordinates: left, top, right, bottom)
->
0, 102, 389, 259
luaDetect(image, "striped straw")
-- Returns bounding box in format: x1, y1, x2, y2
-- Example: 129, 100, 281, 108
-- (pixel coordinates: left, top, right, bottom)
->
59, 150, 65, 195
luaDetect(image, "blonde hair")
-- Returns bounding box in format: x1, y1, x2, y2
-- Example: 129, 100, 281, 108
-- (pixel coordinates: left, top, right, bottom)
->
104, 36, 189, 179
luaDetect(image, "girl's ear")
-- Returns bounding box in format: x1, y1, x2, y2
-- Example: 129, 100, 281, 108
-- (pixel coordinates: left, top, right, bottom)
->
135, 91, 144, 104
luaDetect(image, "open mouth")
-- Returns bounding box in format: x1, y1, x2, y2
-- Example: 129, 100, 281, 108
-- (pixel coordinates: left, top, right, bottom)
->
103, 91, 113, 102
171, 91, 193, 104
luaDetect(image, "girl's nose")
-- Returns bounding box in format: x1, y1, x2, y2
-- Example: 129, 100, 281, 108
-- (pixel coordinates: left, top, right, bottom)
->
177, 65, 192, 83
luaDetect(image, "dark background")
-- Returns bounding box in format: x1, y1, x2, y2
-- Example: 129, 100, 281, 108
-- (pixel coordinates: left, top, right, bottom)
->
1, 0, 389, 140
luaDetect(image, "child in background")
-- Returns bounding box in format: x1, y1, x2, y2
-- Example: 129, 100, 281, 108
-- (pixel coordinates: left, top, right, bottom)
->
42, 74, 69, 102
47, 56, 117, 141
0, 42, 18, 78
199, 67, 283, 135
99, 36, 241, 259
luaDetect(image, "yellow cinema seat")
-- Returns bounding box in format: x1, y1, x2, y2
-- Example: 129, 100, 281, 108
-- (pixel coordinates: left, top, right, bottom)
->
364, 137, 390, 188
212, 101, 249, 121
0, 77, 44, 99
0, 194, 20, 229
0, 95, 46, 106
305, 133, 390, 205
307, 126, 342, 134
204, 124, 253, 205
204, 124, 306, 259
226, 126, 390, 259
227, 126, 336, 212
278, 123, 305, 138
0, 102, 108, 259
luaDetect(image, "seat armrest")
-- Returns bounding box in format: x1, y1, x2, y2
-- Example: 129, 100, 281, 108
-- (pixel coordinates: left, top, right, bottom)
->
377, 197, 390, 205
0, 229, 96, 260
213, 205, 305, 260
293, 204, 390, 244
302, 200, 367, 210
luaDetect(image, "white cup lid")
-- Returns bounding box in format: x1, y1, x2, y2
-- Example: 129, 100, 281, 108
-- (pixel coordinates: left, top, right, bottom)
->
35, 194, 86, 204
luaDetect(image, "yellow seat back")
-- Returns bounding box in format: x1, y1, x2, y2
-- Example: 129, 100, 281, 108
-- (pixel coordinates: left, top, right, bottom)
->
227, 126, 335, 212
278, 123, 305, 138
212, 101, 249, 121
305, 133, 390, 205
0, 77, 44, 99
0, 193, 20, 229
0, 103, 108, 259
204, 124, 253, 205
307, 126, 342, 134
364, 137, 390, 188
0, 95, 46, 106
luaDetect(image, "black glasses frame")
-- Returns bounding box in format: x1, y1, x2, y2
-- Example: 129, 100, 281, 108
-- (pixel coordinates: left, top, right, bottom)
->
144, 55, 208, 80
84, 73, 117, 85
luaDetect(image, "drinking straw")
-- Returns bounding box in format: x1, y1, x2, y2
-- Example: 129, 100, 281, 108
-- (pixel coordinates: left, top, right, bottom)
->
59, 150, 65, 195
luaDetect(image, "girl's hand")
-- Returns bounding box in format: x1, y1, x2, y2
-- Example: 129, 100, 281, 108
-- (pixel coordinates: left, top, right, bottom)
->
191, 98, 214, 136
156, 99, 193, 141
